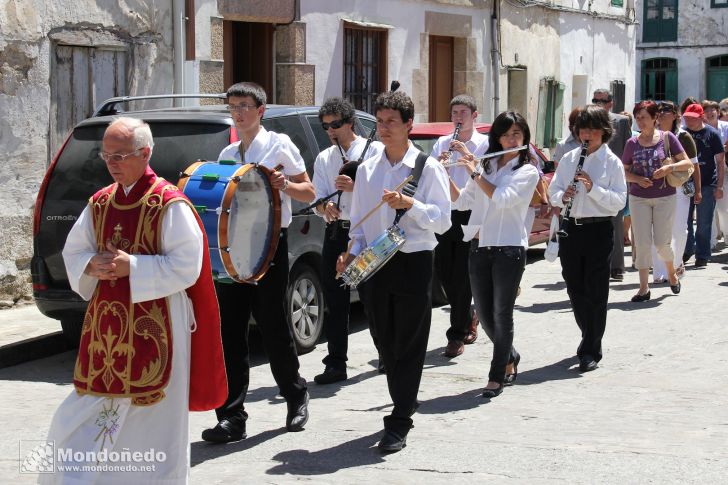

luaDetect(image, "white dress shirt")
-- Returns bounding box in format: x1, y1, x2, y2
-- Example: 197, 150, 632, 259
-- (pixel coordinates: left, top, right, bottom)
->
218, 127, 307, 228
349, 143, 452, 256
548, 143, 627, 218
430, 129, 490, 190
312, 137, 384, 221
455, 158, 539, 248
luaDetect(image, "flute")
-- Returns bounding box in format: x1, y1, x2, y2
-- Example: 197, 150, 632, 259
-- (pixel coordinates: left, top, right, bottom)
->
442, 145, 528, 168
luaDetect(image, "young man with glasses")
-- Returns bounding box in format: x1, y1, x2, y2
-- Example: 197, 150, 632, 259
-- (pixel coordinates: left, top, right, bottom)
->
593, 88, 632, 281
311, 97, 383, 384
430, 95, 489, 357
202, 82, 316, 443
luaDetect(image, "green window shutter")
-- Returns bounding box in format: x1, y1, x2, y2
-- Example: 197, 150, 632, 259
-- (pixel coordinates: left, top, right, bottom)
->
553, 83, 565, 147
611, 0, 624, 6
665, 67, 678, 102
536, 79, 549, 147
661, 0, 678, 41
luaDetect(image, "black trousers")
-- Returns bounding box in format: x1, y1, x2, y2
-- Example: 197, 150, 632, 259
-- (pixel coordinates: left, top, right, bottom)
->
214, 231, 307, 425
358, 250, 433, 437
469, 244, 526, 383
321, 221, 351, 372
559, 220, 613, 362
435, 210, 474, 342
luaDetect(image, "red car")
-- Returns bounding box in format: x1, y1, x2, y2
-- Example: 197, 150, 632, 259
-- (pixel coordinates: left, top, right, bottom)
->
409, 122, 554, 246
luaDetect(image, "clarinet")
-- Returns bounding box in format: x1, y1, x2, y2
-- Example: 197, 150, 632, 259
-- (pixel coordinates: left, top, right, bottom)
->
557, 141, 589, 238
443, 122, 462, 164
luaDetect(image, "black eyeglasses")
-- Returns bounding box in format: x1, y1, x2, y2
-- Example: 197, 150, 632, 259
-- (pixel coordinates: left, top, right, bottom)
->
591, 98, 610, 105
321, 119, 347, 130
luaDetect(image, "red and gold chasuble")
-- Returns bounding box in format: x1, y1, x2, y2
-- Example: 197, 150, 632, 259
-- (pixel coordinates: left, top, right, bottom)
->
73, 167, 227, 410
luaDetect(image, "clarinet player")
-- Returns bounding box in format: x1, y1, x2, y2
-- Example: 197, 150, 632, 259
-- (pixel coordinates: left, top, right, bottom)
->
548, 105, 627, 373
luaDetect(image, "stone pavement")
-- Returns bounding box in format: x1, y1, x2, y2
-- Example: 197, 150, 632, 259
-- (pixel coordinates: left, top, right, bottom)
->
1, 244, 727, 483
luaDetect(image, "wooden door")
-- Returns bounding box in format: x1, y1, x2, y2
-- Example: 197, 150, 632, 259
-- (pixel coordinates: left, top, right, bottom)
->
223, 21, 274, 99
50, 45, 127, 160
429, 36, 454, 122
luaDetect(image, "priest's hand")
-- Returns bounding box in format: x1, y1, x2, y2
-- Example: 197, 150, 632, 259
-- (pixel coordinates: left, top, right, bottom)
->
105, 241, 131, 278
84, 249, 117, 280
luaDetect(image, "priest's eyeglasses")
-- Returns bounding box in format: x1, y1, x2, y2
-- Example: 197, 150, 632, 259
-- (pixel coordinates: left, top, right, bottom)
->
100, 149, 142, 163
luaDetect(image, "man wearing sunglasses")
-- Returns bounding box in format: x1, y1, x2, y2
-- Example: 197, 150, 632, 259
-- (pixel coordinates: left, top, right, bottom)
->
311, 97, 383, 384
202, 82, 316, 444
593, 88, 632, 282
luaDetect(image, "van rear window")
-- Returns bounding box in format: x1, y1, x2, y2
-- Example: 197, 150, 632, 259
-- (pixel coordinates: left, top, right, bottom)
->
47, 121, 232, 203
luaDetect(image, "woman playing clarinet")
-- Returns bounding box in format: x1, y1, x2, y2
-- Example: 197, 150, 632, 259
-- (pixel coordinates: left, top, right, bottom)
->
450, 111, 539, 398
547, 105, 627, 373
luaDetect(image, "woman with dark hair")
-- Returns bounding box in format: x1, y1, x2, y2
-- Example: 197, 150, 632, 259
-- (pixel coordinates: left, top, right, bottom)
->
547, 105, 627, 372
449, 111, 539, 397
622, 101, 693, 301
651, 101, 700, 282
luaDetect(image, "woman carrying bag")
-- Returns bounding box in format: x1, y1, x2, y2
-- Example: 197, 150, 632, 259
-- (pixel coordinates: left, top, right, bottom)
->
449, 111, 539, 398
651, 101, 701, 282
622, 101, 693, 302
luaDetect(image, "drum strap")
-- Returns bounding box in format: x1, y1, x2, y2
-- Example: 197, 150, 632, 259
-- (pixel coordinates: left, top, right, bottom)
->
394, 152, 429, 225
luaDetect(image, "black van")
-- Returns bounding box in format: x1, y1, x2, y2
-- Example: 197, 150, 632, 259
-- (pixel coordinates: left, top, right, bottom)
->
31, 94, 376, 353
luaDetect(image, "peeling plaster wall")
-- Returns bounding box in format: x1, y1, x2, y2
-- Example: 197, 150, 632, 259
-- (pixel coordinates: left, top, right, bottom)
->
0, 0, 175, 305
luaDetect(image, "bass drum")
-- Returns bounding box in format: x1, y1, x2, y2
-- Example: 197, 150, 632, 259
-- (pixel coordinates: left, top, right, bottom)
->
178, 160, 281, 283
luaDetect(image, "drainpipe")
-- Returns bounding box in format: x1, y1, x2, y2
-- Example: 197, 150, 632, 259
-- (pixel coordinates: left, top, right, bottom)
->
490, 3, 500, 119
172, 0, 185, 104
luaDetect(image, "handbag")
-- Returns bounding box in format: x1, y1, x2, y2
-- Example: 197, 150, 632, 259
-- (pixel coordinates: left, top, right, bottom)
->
530, 177, 548, 206
544, 215, 560, 262
662, 131, 694, 188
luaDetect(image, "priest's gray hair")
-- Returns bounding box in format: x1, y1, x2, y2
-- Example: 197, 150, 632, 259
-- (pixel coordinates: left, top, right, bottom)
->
108, 117, 155, 154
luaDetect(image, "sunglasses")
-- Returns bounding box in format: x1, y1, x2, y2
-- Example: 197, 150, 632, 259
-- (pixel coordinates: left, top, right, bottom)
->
591, 98, 610, 105
321, 119, 348, 130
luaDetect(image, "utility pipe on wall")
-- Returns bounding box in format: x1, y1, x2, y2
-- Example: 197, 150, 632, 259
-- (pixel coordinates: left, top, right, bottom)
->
490, 4, 500, 119
172, 0, 185, 104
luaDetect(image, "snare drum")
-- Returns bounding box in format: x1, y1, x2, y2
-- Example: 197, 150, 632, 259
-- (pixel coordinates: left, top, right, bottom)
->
340, 225, 406, 288
178, 160, 281, 283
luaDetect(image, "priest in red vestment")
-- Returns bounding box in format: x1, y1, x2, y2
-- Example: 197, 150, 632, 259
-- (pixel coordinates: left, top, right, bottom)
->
40, 117, 226, 485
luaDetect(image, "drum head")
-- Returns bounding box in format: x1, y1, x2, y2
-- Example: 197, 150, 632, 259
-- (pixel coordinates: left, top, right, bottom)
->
220, 164, 281, 282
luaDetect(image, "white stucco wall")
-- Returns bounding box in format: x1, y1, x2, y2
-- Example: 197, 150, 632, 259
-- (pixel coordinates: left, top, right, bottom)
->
0, 0, 176, 304
559, 11, 636, 114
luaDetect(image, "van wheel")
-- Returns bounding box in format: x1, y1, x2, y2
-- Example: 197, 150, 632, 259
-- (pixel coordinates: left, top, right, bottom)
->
60, 317, 83, 348
287, 264, 324, 354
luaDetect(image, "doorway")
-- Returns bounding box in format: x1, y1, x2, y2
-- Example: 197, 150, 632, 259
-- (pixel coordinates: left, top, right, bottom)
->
223, 21, 274, 98
429, 36, 454, 121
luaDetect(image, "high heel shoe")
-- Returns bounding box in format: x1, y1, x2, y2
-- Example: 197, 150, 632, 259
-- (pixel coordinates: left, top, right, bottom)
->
482, 383, 504, 398
630, 291, 651, 302
670, 280, 681, 294
504, 354, 520, 386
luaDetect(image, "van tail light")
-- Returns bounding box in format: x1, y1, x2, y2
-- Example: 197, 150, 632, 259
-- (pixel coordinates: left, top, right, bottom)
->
229, 127, 239, 144
33, 132, 73, 236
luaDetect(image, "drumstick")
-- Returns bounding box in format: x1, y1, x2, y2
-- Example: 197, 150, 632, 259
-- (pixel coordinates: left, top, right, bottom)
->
335, 175, 413, 279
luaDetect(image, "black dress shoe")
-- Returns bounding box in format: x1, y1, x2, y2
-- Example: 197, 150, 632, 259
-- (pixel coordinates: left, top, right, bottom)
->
630, 291, 651, 302
610, 269, 624, 281
695, 258, 708, 267
482, 383, 504, 398
286, 391, 309, 432
314, 367, 347, 385
201, 419, 246, 443
378, 429, 407, 452
504, 354, 521, 386
579, 358, 598, 372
